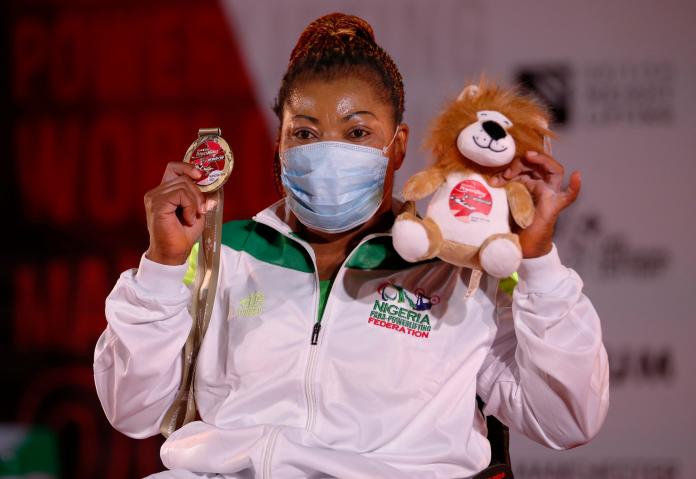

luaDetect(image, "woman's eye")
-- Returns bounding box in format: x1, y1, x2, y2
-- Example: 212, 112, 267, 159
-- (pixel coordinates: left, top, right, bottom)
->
293, 129, 315, 140
349, 128, 370, 139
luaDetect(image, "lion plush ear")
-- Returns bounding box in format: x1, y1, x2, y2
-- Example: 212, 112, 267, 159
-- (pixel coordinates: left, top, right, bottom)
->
457, 84, 480, 102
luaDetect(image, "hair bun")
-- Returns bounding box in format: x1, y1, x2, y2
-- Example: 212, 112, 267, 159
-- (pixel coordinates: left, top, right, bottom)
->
289, 13, 376, 66
325, 12, 375, 43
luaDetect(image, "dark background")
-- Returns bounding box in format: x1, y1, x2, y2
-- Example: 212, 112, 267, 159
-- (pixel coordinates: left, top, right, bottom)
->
3, 0, 276, 476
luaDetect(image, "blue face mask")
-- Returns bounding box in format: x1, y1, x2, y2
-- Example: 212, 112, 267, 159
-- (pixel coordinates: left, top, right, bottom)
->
281, 130, 398, 234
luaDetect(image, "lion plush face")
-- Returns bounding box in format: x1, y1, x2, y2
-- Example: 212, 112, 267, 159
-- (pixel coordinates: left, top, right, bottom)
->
456, 109, 516, 167
426, 81, 553, 174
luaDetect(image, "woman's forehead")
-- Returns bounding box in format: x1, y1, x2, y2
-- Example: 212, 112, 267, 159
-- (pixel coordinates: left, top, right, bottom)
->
284, 76, 391, 121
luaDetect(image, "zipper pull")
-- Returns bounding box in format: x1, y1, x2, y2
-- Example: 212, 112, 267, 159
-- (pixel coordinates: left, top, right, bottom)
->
311, 323, 322, 345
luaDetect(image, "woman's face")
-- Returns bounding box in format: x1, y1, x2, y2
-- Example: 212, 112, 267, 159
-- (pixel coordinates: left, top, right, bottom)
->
279, 75, 408, 206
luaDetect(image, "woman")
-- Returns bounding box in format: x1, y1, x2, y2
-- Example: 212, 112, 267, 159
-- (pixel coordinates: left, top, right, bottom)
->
94, 13, 609, 479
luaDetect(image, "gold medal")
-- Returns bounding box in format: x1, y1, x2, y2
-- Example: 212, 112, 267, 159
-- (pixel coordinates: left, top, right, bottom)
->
183, 128, 233, 192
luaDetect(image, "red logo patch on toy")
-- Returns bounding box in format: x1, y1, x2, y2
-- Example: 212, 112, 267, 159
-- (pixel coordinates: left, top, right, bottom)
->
449, 180, 493, 221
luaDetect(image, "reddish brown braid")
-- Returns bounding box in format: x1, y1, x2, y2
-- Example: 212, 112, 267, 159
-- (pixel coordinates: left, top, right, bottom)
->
271, 13, 405, 197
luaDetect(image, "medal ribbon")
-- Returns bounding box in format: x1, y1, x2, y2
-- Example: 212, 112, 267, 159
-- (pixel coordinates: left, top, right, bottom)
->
160, 129, 229, 437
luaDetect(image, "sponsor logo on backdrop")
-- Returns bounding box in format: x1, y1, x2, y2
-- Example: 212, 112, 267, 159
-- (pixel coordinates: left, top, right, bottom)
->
367, 283, 439, 339
582, 61, 674, 126
516, 61, 675, 127
608, 346, 675, 386
517, 65, 572, 126
554, 210, 671, 279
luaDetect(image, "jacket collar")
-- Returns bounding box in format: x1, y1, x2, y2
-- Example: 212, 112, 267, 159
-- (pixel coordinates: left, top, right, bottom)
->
252, 197, 404, 239
252, 198, 298, 236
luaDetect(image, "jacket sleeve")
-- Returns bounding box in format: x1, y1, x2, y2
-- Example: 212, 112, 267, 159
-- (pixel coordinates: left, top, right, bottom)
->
93, 255, 192, 439
476, 244, 610, 450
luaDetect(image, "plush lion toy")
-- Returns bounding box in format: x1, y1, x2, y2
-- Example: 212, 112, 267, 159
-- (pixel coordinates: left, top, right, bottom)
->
392, 80, 553, 279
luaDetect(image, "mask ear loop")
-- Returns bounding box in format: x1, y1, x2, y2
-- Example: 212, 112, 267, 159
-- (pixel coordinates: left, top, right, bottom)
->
382, 127, 400, 155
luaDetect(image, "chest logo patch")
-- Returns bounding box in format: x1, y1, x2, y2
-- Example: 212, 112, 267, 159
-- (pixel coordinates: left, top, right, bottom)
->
367, 283, 440, 339
449, 179, 493, 222
237, 291, 265, 318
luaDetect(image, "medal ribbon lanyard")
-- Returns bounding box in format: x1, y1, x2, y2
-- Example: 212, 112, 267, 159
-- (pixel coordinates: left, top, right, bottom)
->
161, 128, 233, 437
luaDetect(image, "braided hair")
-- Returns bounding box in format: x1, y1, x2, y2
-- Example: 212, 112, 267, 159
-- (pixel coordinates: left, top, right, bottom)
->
272, 13, 405, 197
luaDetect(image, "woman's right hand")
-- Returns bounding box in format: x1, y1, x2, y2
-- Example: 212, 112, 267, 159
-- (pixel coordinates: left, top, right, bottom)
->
144, 162, 212, 265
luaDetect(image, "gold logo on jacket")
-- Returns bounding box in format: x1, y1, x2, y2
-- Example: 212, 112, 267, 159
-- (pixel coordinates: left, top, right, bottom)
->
237, 291, 265, 318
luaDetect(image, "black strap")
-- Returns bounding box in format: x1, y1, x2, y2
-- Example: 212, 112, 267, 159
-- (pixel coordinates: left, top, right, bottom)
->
485, 415, 511, 468
475, 396, 514, 479
471, 463, 514, 479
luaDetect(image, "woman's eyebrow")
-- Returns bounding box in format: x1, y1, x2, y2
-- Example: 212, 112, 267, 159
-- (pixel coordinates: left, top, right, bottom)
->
292, 114, 320, 124
343, 110, 377, 121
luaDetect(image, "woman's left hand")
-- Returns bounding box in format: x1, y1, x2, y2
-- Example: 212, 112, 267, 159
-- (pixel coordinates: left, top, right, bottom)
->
490, 150, 581, 258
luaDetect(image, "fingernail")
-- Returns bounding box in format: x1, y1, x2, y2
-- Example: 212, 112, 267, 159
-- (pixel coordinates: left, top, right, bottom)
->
527, 150, 538, 157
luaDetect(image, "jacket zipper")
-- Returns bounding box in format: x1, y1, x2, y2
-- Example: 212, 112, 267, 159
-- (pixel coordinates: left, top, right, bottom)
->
252, 214, 387, 432
311, 322, 321, 345
251, 217, 324, 432
302, 233, 388, 431
261, 426, 281, 479
306, 232, 389, 345
304, 269, 321, 430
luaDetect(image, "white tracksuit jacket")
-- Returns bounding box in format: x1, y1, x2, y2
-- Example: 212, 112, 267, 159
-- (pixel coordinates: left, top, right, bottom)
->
94, 199, 610, 479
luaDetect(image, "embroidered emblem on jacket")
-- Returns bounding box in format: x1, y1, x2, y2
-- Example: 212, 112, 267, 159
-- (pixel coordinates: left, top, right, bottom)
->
237, 291, 265, 317
367, 283, 439, 339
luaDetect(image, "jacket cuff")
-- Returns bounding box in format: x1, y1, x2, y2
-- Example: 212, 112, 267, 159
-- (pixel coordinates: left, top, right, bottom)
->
134, 254, 189, 294
517, 244, 570, 294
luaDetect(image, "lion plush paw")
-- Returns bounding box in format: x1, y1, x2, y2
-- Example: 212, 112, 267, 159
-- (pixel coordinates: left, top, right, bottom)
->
392, 217, 431, 262
479, 237, 522, 279
402, 169, 445, 201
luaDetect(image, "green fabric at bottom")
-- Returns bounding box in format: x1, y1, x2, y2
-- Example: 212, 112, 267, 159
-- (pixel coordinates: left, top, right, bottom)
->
0, 426, 59, 476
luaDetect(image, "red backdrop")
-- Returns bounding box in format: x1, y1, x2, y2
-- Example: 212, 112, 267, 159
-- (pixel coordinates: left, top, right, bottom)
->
4, 0, 277, 476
